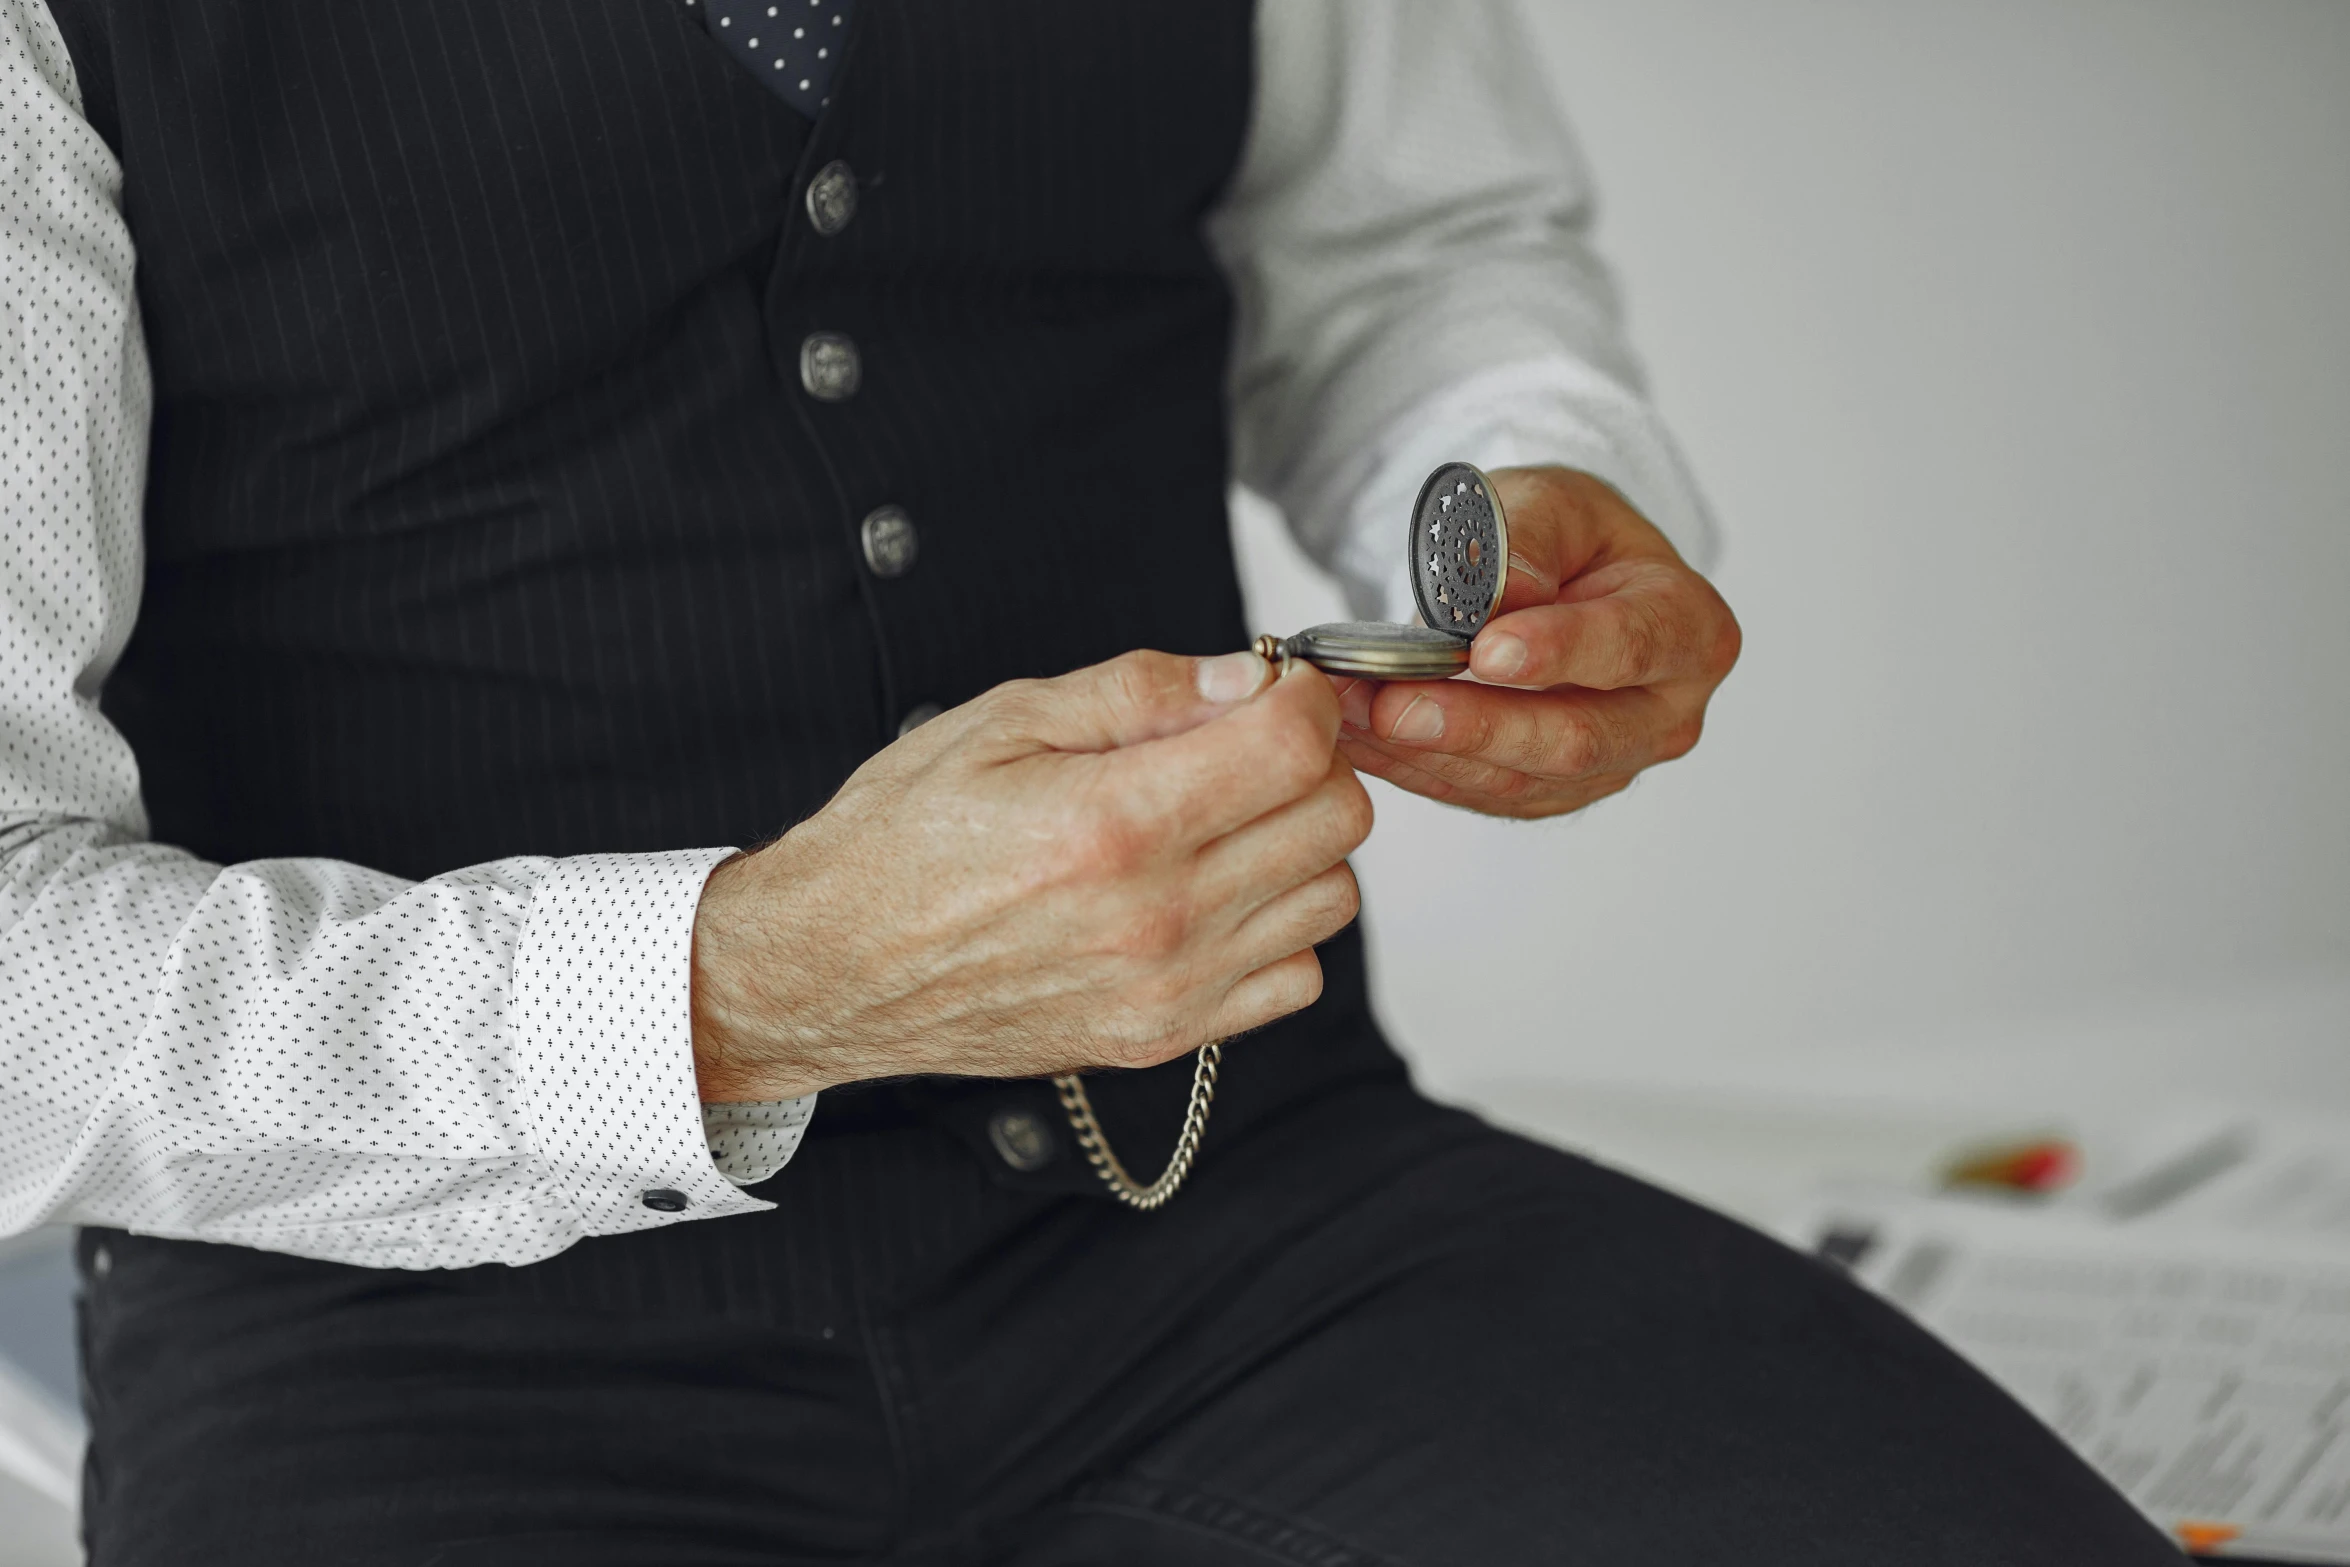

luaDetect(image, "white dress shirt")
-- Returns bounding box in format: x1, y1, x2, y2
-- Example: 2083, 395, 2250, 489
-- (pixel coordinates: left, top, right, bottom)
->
0, 0, 1712, 1270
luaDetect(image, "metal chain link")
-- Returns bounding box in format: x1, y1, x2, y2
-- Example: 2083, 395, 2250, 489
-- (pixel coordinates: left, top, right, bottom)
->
1051, 1043, 1222, 1211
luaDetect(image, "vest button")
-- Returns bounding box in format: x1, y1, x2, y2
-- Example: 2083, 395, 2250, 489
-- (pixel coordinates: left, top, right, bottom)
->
639, 1188, 690, 1213
896, 701, 944, 738
859, 505, 918, 578
799, 332, 861, 402
805, 160, 858, 237
987, 1107, 1057, 1172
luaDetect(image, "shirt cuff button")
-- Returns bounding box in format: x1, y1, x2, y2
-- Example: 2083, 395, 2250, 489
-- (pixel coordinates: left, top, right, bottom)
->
639, 1188, 690, 1213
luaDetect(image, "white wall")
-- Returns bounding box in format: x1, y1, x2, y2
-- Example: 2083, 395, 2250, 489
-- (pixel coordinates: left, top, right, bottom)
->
1233, 0, 2350, 1121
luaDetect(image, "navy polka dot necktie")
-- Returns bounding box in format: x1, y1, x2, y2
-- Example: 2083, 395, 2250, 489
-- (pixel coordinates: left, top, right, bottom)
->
688, 0, 855, 118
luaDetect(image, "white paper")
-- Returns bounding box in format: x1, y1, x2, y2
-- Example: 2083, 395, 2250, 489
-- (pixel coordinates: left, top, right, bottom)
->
1784, 1187, 2350, 1562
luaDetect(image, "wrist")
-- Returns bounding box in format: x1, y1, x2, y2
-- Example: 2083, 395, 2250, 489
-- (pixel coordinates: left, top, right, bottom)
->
690, 850, 828, 1103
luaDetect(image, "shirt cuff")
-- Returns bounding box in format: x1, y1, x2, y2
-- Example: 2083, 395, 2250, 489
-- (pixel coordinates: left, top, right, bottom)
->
1329, 356, 1721, 624
513, 848, 779, 1239
702, 1096, 817, 1186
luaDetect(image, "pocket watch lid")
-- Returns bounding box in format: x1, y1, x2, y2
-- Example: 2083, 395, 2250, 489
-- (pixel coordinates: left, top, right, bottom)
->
1409, 462, 1508, 639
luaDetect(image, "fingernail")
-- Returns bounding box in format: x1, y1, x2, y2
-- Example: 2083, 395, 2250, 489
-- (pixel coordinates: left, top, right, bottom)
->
1336, 678, 1375, 731
1476, 631, 1528, 681
1388, 694, 1443, 744
1196, 650, 1270, 704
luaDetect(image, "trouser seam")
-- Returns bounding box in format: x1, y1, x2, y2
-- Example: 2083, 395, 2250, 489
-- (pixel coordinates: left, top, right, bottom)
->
1058, 1478, 1411, 1567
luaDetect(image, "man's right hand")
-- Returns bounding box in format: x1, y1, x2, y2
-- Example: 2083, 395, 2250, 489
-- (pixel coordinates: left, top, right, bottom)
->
688, 650, 1371, 1103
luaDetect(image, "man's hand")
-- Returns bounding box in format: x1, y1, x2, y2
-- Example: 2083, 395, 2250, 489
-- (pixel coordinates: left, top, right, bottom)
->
690, 651, 1369, 1103
1335, 467, 1740, 818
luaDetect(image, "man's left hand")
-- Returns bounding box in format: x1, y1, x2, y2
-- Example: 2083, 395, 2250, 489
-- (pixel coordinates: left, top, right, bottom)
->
1334, 466, 1741, 819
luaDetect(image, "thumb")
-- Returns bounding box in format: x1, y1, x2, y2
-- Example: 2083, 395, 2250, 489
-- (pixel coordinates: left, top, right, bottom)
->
1490, 467, 1677, 618
1003, 648, 1273, 755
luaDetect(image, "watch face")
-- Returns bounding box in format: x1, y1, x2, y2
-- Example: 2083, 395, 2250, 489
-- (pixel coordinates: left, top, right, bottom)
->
1410, 463, 1508, 638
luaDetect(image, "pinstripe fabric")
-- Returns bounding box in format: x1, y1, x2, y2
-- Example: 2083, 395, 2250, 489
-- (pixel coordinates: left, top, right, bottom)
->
64, 0, 1257, 874
81, 3, 852, 875
778, 2, 1256, 735
45, 0, 1407, 1320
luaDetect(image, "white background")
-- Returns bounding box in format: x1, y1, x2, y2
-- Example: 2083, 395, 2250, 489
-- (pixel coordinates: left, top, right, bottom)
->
1235, 0, 2350, 1130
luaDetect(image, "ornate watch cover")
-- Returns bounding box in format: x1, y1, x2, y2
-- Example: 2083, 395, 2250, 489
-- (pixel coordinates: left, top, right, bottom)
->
1409, 462, 1508, 637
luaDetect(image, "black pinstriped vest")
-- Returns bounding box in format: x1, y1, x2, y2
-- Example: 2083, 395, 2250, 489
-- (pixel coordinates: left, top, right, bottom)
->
51, 1, 1402, 1309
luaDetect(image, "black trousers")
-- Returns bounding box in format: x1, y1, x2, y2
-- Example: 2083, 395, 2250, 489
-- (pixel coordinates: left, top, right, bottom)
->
78, 1077, 2178, 1566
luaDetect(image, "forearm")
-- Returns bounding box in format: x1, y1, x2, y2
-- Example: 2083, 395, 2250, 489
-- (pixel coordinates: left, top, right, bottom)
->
3, 0, 819, 1269
1218, 0, 1718, 618
0, 816, 794, 1268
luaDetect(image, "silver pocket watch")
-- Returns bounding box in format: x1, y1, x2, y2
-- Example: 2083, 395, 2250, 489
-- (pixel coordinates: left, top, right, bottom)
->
1252, 461, 1509, 679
